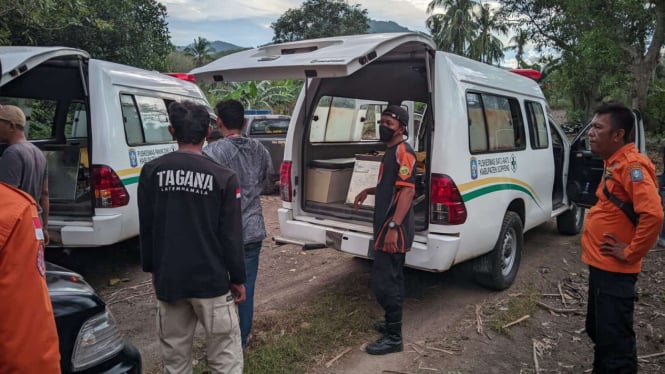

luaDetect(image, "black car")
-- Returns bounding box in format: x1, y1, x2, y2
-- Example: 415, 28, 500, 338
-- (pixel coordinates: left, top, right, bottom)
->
47, 262, 141, 373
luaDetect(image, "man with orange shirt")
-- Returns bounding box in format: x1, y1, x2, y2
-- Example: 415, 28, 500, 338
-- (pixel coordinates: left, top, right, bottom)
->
581, 102, 663, 373
0, 182, 60, 373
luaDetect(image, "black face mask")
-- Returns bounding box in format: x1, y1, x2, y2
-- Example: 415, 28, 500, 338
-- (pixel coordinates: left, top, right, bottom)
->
379, 125, 395, 142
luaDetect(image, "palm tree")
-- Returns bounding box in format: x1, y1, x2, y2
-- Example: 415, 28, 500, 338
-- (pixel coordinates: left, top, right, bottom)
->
505, 29, 529, 68
468, 4, 508, 65
426, 0, 477, 55
184, 37, 215, 67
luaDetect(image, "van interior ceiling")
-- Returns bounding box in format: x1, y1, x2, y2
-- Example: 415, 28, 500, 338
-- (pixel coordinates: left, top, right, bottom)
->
0, 57, 92, 219
300, 51, 432, 231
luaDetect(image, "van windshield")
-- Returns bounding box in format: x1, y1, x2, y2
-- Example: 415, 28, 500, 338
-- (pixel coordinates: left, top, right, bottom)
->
309, 96, 388, 143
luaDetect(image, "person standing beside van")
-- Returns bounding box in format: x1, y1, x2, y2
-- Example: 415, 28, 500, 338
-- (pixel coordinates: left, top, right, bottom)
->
138, 101, 246, 374
0, 183, 61, 373
582, 102, 663, 373
354, 105, 416, 355
204, 99, 273, 349
0, 105, 50, 244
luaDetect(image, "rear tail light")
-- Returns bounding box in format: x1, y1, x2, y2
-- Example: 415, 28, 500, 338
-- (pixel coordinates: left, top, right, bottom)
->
280, 161, 292, 202
430, 173, 467, 225
92, 165, 130, 208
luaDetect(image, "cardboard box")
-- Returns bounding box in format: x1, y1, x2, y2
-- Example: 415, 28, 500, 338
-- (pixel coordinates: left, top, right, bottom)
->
305, 167, 353, 203
345, 154, 383, 207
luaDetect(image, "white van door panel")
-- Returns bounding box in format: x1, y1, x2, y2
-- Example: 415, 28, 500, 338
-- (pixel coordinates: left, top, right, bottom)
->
0, 47, 89, 86
190, 33, 434, 82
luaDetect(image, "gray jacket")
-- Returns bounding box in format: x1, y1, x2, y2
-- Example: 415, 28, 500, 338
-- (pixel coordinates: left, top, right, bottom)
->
204, 136, 273, 244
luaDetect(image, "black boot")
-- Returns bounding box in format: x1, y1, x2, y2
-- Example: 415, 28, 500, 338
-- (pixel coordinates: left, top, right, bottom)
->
373, 320, 387, 334
366, 322, 403, 355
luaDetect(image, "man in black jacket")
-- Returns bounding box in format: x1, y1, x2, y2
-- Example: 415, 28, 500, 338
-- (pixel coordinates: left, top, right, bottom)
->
138, 101, 246, 374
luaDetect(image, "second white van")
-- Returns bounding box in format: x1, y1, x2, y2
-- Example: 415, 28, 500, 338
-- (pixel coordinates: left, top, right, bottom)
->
0, 47, 212, 247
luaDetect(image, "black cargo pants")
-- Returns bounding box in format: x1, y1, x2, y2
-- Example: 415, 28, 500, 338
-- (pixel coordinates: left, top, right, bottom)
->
371, 250, 406, 323
586, 266, 638, 374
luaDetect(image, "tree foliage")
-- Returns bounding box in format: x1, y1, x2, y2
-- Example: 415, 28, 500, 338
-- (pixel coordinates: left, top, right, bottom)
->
204, 80, 303, 115
0, 0, 172, 71
271, 0, 370, 43
184, 37, 215, 67
499, 0, 665, 118
426, 0, 508, 65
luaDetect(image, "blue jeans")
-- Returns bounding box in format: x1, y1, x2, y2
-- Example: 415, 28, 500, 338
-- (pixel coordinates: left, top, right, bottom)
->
239, 241, 261, 348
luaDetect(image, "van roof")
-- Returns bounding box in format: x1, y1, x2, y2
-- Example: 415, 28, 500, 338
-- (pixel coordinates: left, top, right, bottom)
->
90, 59, 205, 99
439, 52, 545, 99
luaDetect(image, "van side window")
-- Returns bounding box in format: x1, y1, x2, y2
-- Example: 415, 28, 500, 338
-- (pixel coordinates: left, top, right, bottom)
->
120, 94, 173, 144
466, 92, 525, 153
525, 101, 549, 149
121, 95, 145, 145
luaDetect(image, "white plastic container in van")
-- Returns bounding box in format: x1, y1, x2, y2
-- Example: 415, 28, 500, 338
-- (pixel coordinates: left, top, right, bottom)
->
192, 33, 644, 290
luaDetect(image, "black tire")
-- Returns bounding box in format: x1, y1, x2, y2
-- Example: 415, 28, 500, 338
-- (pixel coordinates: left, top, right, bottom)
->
557, 203, 585, 235
474, 211, 523, 291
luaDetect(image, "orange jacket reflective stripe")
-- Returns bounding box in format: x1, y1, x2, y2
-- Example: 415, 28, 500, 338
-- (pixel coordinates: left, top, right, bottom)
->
0, 183, 61, 373
581, 144, 664, 273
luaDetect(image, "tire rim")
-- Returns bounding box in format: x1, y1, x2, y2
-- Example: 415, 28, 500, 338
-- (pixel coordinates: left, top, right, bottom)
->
501, 227, 517, 277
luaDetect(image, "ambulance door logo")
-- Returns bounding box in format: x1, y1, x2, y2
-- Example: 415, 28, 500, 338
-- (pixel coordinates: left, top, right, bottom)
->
470, 157, 478, 180
129, 149, 138, 167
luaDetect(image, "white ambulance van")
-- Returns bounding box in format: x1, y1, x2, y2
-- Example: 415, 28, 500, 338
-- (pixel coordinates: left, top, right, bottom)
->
192, 33, 644, 290
0, 47, 211, 247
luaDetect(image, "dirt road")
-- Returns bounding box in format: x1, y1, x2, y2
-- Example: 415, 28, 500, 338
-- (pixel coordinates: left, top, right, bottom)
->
46, 195, 665, 373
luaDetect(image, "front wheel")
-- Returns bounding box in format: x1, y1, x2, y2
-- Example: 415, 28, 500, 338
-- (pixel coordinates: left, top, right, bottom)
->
474, 211, 523, 291
556, 203, 585, 235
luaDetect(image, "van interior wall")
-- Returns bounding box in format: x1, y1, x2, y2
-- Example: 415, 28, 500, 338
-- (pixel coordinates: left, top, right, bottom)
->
305, 60, 429, 162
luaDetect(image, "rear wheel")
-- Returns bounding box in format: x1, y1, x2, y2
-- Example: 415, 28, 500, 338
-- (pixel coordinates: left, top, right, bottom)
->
474, 211, 523, 291
556, 203, 585, 235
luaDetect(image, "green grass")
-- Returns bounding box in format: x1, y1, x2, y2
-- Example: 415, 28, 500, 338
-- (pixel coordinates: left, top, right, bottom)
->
195, 274, 376, 373
488, 285, 541, 336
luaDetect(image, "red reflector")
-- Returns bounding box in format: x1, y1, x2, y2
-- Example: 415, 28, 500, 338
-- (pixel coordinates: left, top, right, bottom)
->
509, 69, 542, 81
164, 73, 197, 83
280, 161, 292, 202
92, 165, 130, 208
430, 173, 467, 225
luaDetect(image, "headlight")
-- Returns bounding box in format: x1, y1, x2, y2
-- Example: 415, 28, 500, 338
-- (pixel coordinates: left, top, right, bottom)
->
71, 310, 124, 371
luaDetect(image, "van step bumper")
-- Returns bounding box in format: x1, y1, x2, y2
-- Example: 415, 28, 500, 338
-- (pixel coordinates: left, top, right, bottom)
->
272, 236, 327, 250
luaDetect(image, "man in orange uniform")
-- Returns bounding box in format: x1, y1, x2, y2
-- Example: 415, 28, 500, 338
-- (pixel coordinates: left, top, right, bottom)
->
0, 183, 60, 373
581, 102, 663, 373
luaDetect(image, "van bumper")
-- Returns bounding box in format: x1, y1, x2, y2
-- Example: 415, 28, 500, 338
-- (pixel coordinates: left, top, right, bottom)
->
48, 214, 124, 247
277, 208, 461, 272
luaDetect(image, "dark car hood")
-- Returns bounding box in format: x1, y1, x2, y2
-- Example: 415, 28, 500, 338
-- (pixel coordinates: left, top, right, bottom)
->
46, 262, 95, 296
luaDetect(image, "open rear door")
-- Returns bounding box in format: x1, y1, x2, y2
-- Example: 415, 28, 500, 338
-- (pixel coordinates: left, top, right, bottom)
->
567, 109, 645, 208
0, 47, 89, 87
190, 32, 435, 82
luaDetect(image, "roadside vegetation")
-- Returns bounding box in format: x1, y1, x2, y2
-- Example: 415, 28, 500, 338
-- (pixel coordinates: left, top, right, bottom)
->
193, 273, 376, 374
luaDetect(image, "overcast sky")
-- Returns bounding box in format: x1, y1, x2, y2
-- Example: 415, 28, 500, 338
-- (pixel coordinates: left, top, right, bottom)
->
158, 0, 432, 47
157, 0, 523, 67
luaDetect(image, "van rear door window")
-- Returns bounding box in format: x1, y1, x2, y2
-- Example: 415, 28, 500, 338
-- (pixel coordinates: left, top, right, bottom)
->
250, 118, 290, 135
466, 92, 525, 153
309, 96, 387, 143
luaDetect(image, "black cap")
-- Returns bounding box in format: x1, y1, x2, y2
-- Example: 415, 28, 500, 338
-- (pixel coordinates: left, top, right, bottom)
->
382, 105, 409, 136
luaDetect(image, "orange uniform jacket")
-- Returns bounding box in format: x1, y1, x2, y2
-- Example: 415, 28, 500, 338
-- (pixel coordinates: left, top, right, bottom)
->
581, 144, 664, 274
0, 183, 60, 373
